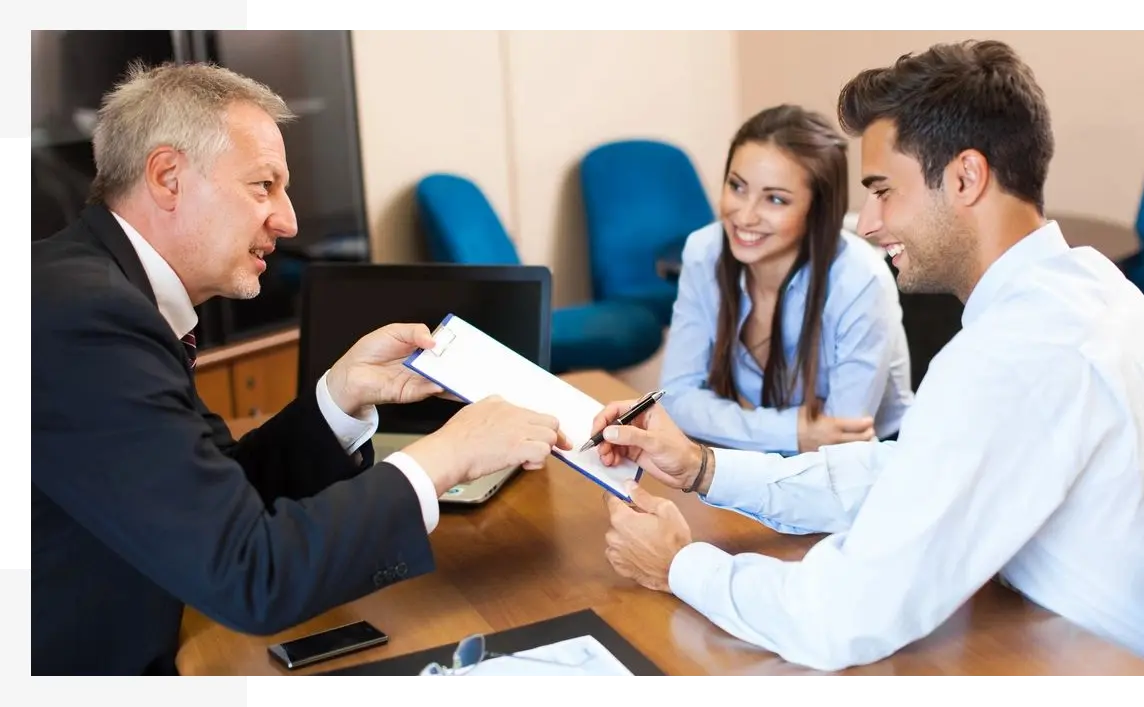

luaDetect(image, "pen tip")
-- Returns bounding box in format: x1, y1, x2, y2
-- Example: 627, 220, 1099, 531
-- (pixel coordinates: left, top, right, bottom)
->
579, 441, 592, 452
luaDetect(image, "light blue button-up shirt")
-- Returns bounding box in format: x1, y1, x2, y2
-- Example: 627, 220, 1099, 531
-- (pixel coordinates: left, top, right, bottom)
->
659, 222, 914, 455
667, 220, 1144, 671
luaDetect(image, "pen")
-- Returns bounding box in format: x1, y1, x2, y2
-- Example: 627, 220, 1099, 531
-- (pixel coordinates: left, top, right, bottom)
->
579, 390, 665, 452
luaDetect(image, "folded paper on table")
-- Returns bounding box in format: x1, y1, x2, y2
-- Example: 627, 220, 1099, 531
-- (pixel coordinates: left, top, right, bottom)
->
455, 635, 633, 676
404, 314, 642, 501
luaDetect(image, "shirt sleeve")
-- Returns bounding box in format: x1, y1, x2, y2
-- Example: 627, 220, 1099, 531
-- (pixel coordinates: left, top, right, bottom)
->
659, 234, 799, 453
667, 346, 1099, 671
382, 452, 440, 534
315, 370, 379, 453
699, 438, 894, 535
315, 371, 439, 533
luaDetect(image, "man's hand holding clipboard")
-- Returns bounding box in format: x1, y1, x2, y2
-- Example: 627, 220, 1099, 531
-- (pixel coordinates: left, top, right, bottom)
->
404, 314, 645, 503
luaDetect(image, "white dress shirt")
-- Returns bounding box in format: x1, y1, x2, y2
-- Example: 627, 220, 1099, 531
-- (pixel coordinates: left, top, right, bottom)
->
668, 221, 1144, 670
112, 212, 440, 533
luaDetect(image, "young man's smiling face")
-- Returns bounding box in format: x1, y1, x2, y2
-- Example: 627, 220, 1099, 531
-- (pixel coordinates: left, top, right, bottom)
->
855, 118, 975, 297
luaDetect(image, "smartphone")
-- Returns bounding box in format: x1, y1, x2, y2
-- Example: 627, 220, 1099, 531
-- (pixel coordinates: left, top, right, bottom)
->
267, 620, 389, 670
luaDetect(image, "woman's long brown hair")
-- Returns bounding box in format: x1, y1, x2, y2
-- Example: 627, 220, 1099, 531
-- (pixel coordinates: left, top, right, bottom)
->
707, 105, 849, 420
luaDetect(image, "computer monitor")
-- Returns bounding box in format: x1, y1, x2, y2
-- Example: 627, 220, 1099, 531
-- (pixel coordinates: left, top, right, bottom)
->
298, 262, 552, 435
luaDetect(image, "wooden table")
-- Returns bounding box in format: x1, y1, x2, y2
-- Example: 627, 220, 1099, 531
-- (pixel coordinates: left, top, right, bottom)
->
177, 371, 1144, 675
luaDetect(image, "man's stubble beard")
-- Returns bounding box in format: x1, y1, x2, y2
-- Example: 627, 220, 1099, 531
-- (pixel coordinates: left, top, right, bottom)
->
232, 273, 261, 300
896, 198, 976, 300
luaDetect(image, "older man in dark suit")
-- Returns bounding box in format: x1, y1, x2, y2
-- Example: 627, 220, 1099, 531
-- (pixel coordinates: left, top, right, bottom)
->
31, 62, 568, 675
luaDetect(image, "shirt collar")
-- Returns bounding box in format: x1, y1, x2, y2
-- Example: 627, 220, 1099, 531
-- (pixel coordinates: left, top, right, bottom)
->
111, 211, 199, 339
961, 219, 1070, 327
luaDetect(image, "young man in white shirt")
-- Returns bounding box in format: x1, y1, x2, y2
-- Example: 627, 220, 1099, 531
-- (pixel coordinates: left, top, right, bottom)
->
592, 39, 1144, 671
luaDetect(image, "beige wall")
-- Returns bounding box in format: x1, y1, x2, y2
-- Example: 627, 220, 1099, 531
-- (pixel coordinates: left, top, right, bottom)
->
348, 30, 1141, 389
353, 30, 1144, 307
738, 31, 1144, 228
351, 30, 739, 307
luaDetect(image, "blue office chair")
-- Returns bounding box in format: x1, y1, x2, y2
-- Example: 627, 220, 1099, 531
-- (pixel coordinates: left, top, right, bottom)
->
580, 139, 715, 326
415, 173, 663, 374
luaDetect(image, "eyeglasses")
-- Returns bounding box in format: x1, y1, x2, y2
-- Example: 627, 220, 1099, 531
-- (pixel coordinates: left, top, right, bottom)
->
419, 634, 592, 676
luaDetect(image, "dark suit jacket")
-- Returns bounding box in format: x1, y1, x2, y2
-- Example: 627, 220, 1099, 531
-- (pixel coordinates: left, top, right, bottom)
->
31, 205, 435, 675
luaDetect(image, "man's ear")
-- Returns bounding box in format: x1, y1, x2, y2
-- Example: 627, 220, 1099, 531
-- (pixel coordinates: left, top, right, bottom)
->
143, 146, 183, 211
945, 149, 989, 208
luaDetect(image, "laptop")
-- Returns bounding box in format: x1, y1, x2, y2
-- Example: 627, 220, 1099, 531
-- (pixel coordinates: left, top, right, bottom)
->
298, 262, 552, 505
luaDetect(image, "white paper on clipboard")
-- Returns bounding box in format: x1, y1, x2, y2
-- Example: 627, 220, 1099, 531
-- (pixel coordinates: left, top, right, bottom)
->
403, 314, 642, 501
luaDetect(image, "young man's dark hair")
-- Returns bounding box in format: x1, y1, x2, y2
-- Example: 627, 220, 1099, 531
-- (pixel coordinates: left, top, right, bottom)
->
837, 39, 1054, 213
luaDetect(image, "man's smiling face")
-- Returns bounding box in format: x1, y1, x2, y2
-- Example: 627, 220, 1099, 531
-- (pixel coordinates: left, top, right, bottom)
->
855, 118, 974, 296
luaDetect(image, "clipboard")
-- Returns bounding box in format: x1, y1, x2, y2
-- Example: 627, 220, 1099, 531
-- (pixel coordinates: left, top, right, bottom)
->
403, 314, 642, 502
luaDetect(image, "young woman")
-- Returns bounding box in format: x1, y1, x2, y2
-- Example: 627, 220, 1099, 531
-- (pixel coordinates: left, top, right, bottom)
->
659, 104, 913, 455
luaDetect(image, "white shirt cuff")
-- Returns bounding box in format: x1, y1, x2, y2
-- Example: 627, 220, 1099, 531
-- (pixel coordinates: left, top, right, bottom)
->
315, 370, 378, 453
668, 541, 729, 609
382, 451, 440, 534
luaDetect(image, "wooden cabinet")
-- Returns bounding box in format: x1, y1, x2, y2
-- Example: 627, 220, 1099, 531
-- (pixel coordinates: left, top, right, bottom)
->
231, 343, 298, 418
193, 328, 299, 419
194, 365, 236, 418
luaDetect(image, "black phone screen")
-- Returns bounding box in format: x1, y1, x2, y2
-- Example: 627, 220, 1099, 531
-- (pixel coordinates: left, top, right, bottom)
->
271, 621, 389, 668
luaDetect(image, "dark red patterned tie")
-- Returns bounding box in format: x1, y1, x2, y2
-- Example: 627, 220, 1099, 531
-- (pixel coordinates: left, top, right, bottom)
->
181, 332, 197, 369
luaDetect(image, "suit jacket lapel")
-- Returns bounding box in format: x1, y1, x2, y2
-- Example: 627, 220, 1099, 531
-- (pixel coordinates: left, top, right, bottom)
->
80, 203, 158, 308
81, 203, 200, 379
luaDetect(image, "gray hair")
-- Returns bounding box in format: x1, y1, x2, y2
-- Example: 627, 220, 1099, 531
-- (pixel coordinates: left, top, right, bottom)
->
89, 61, 295, 205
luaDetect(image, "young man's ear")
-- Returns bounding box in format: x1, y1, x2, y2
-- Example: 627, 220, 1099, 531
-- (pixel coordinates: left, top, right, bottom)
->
945, 149, 989, 207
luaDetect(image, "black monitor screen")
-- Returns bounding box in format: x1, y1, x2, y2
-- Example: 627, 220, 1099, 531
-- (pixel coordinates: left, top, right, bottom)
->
298, 263, 551, 435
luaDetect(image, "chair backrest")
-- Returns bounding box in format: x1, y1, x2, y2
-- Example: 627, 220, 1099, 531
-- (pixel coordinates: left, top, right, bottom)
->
415, 173, 521, 265
580, 139, 714, 300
